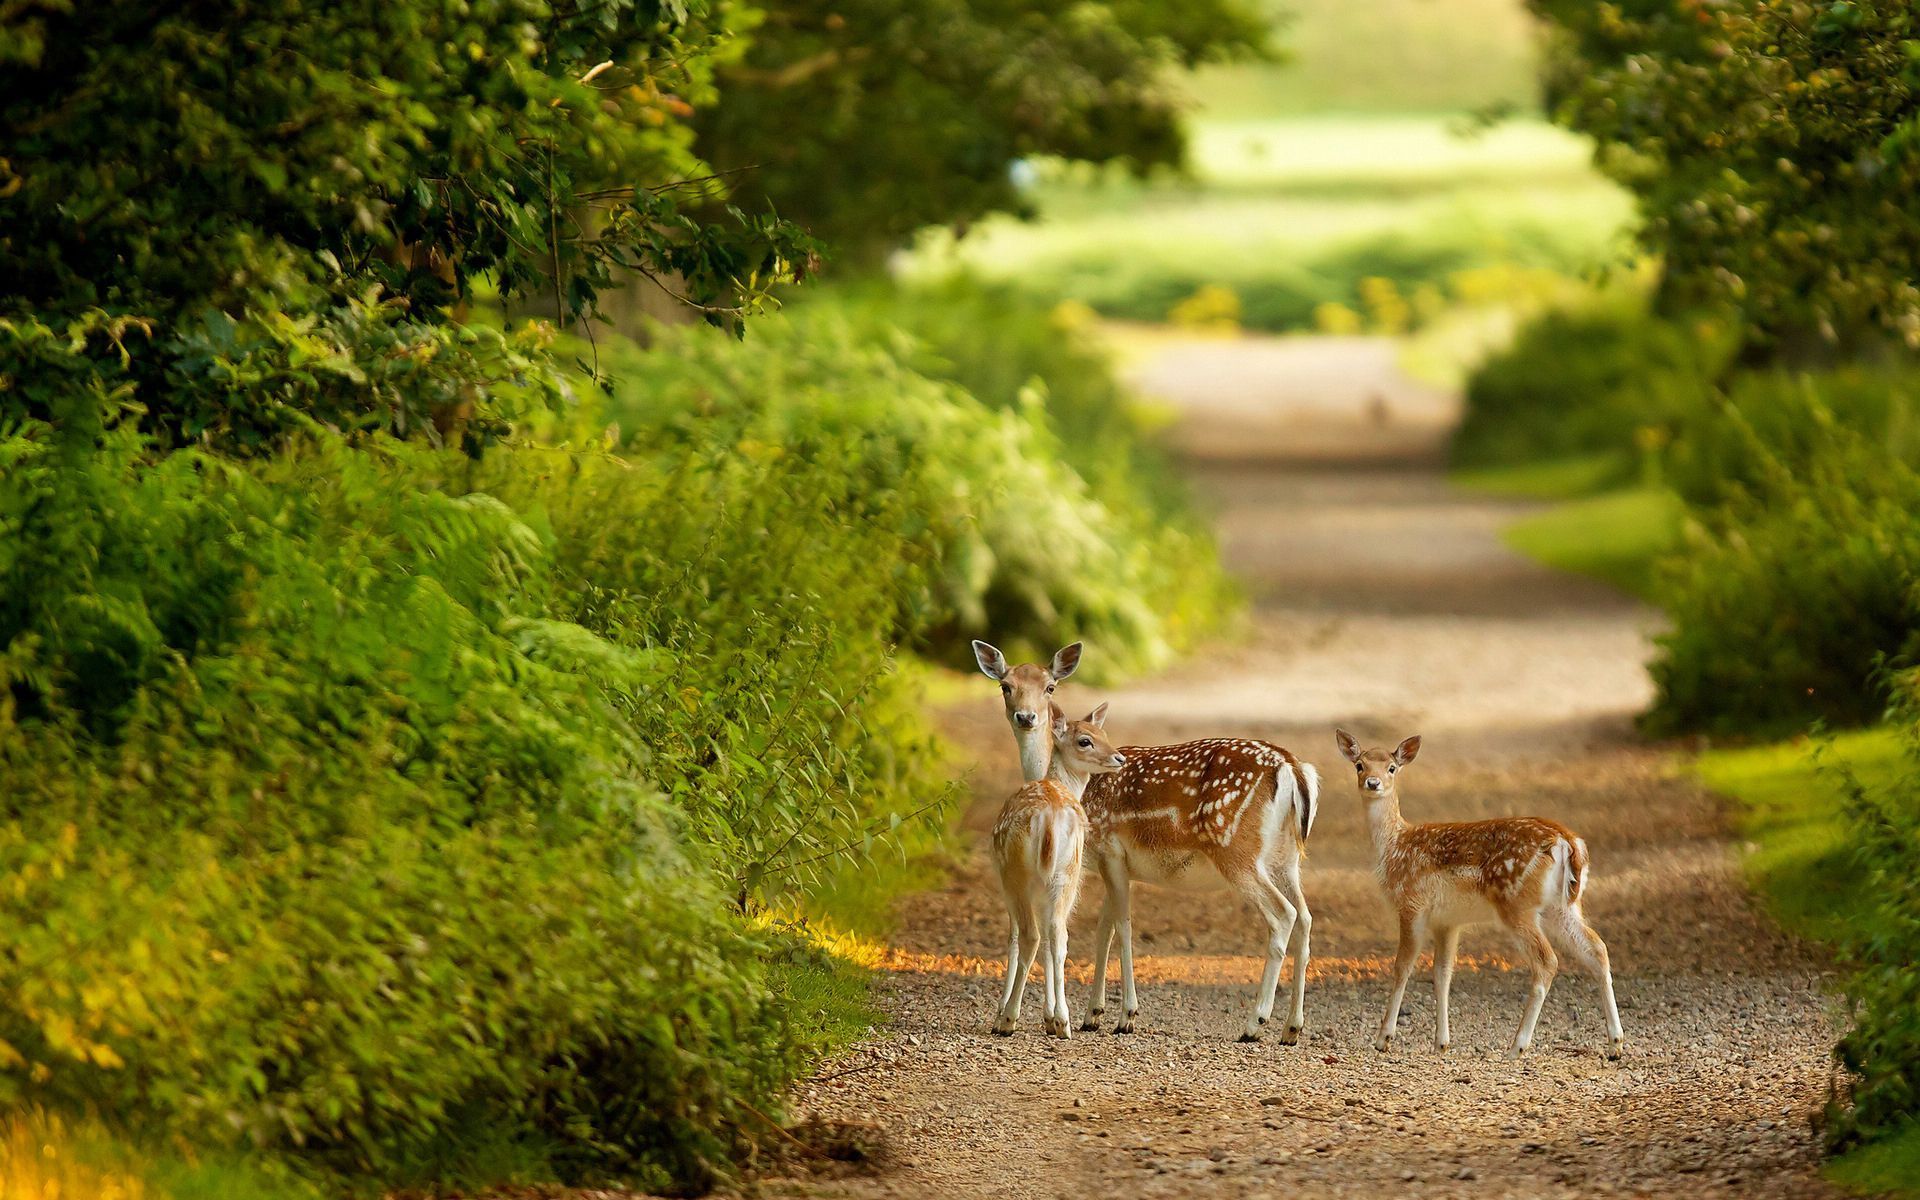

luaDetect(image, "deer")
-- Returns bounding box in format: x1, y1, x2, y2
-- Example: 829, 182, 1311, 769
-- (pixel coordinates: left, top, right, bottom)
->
973, 641, 1320, 1043
990, 704, 1127, 1037
1334, 729, 1625, 1060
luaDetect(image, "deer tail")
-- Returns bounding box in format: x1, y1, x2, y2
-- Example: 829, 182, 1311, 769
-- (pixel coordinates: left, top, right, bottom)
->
1279, 758, 1321, 851
1552, 836, 1589, 907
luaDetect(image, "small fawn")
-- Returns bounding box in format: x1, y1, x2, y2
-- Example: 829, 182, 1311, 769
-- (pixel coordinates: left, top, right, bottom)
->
991, 704, 1127, 1037
1335, 729, 1624, 1060
975, 640, 1319, 1042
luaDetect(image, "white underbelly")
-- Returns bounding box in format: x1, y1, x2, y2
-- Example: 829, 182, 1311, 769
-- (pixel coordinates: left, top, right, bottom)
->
1109, 845, 1228, 892
1428, 882, 1500, 927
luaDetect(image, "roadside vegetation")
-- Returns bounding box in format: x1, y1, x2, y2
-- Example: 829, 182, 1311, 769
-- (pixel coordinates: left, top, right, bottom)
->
1450, 1, 1920, 1186
0, 1, 1239, 1195
901, 0, 1633, 335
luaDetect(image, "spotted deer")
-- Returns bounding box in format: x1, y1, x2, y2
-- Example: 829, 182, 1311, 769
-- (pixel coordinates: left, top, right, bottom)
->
972, 642, 1320, 1042
1334, 729, 1624, 1060
991, 705, 1127, 1037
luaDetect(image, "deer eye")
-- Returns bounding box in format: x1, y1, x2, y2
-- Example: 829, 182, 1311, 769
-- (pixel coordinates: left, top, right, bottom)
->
1046, 683, 1056, 693
1078, 738, 1092, 748
1388, 765, 1397, 773
1000, 684, 1011, 695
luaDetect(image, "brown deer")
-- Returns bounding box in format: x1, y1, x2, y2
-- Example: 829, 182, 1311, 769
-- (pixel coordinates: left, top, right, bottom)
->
973, 642, 1319, 1042
1334, 729, 1624, 1059
991, 705, 1127, 1037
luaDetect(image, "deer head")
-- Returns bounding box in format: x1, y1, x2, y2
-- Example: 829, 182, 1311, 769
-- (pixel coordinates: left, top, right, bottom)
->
1334, 728, 1420, 799
972, 640, 1082, 733
1051, 702, 1126, 777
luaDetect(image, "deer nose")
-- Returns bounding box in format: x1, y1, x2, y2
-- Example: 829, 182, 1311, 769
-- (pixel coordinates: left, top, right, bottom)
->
1110, 753, 1127, 767
1014, 711, 1038, 729
1364, 777, 1383, 791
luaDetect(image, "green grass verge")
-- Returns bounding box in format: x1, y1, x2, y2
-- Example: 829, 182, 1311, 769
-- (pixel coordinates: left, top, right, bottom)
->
1696, 728, 1904, 944
1829, 1122, 1920, 1198
1694, 728, 1917, 1197
1451, 453, 1634, 500
1500, 487, 1681, 600
1456, 463, 1682, 601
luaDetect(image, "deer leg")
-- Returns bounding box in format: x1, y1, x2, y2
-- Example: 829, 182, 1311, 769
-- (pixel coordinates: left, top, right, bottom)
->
1038, 892, 1064, 1039
1511, 917, 1559, 1058
994, 910, 1040, 1035
1047, 884, 1074, 1038
1081, 890, 1116, 1031
1275, 858, 1312, 1045
1238, 871, 1298, 1042
1432, 924, 1461, 1053
1377, 917, 1421, 1052
1111, 872, 1140, 1033
1550, 907, 1623, 1058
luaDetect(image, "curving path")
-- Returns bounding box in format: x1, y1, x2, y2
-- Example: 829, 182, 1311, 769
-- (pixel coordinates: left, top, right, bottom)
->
766, 333, 1840, 1200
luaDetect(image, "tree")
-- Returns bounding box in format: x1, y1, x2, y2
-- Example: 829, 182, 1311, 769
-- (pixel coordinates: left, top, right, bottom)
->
692, 0, 1269, 261
0, 0, 816, 450
1532, 0, 1920, 355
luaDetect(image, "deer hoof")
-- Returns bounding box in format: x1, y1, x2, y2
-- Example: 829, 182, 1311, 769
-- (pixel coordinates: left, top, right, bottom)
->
1279, 1025, 1302, 1046
1079, 1019, 1101, 1032
1375, 1036, 1393, 1053
991, 1025, 1015, 1037
1509, 1044, 1528, 1061
1606, 1038, 1624, 1061
1435, 1041, 1450, 1054
1237, 1031, 1262, 1044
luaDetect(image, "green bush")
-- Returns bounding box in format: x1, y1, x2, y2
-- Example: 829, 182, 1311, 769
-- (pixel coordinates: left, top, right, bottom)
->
0, 405, 948, 1190
1664, 366, 1920, 508
1452, 298, 1730, 469
598, 289, 1234, 677
1828, 692, 1920, 1153
1646, 427, 1920, 735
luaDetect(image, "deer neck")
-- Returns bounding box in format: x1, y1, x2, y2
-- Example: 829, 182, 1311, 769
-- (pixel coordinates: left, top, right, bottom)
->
1046, 754, 1093, 801
1365, 793, 1408, 860
1015, 726, 1052, 783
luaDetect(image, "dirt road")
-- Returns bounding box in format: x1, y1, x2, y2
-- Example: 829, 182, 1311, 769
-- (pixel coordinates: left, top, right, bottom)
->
772, 334, 1841, 1199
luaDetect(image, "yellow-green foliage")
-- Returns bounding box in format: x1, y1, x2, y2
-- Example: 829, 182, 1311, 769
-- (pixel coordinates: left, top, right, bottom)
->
1168, 285, 1243, 332
597, 285, 1236, 678
0, 417, 948, 1192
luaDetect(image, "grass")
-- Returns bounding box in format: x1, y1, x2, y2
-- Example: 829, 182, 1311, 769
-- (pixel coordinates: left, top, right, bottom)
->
905, 116, 1633, 331
1451, 452, 1634, 500
1695, 727, 1904, 944
1457, 459, 1683, 601
1693, 727, 1920, 1198
1829, 1123, 1920, 1198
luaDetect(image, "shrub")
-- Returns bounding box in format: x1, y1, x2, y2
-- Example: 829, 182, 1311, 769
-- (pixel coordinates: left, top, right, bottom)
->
1664, 366, 1920, 508
0, 406, 948, 1190
1452, 298, 1731, 469
597, 291, 1234, 677
1646, 423, 1920, 735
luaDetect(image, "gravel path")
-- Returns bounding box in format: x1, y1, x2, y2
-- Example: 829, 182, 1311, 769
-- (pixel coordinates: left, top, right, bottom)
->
763, 334, 1842, 1200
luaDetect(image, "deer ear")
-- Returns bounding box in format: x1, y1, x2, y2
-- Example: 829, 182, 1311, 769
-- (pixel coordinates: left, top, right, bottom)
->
1051, 642, 1083, 681
1334, 728, 1361, 762
1051, 710, 1070, 738
972, 640, 1008, 681
1086, 701, 1109, 728
1393, 735, 1422, 766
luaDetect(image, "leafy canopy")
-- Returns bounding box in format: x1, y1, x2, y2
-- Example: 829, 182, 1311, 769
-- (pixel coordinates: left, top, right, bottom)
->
0, 0, 816, 449
692, 0, 1270, 259
1532, 0, 1920, 353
